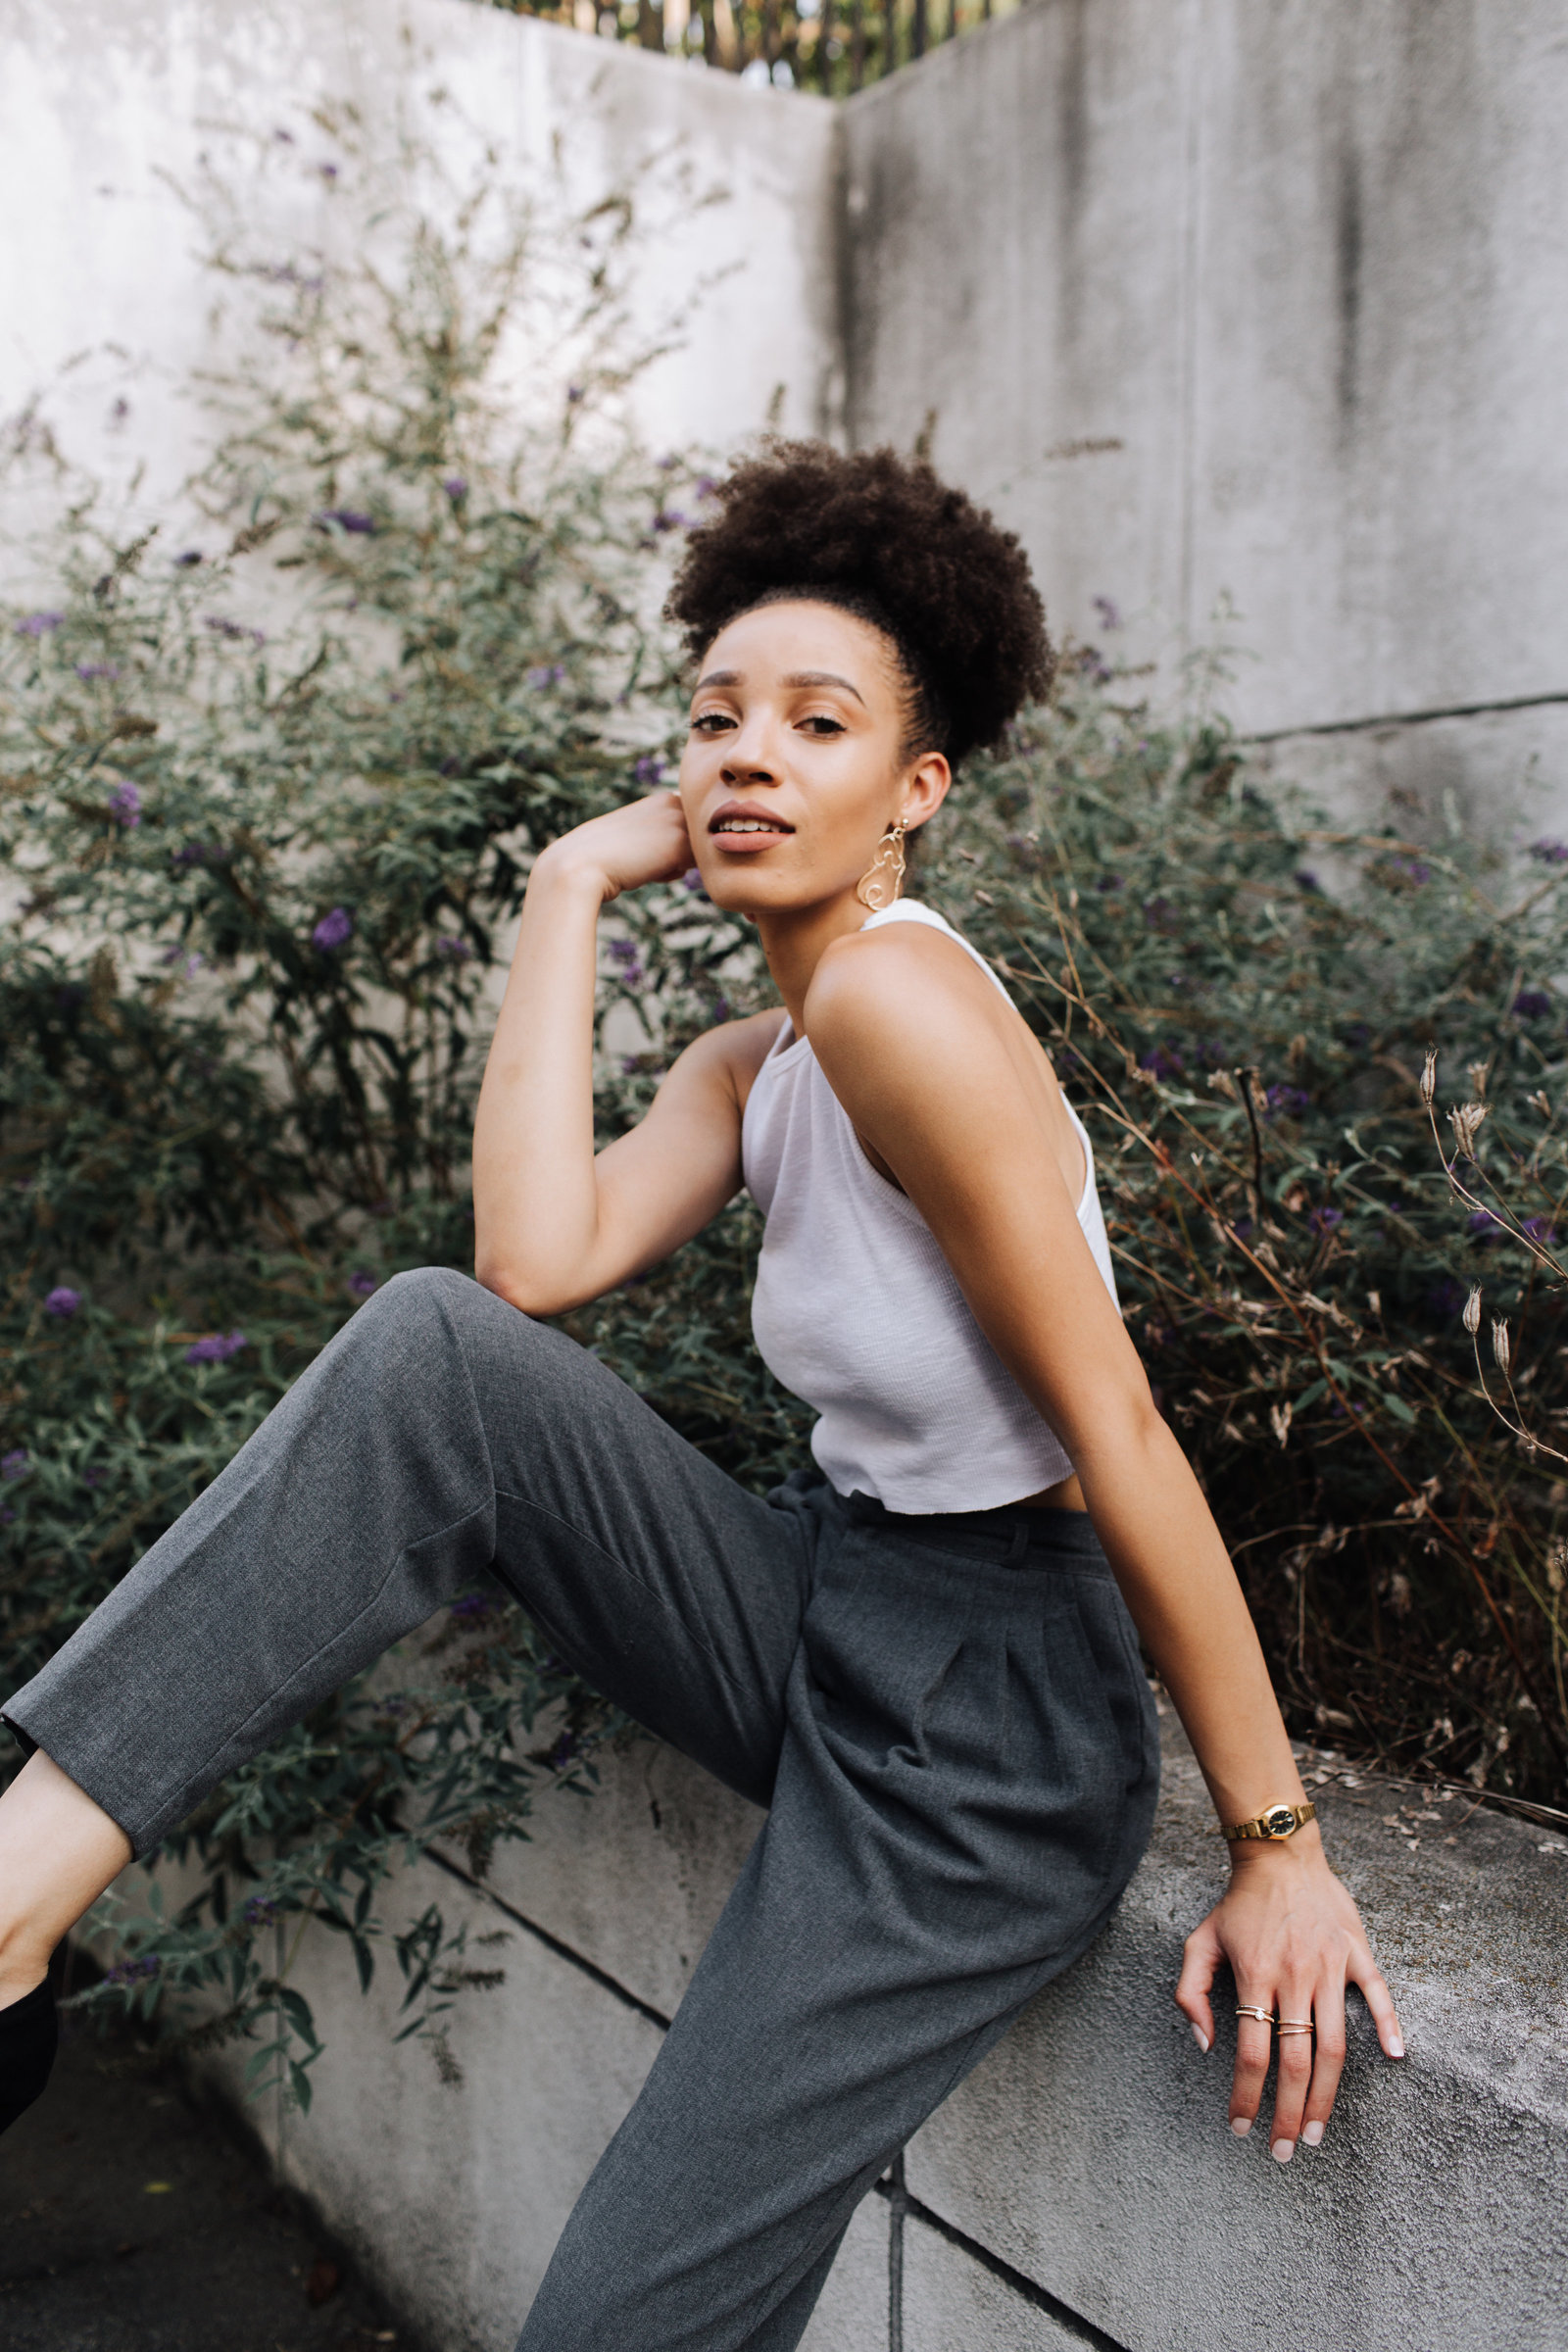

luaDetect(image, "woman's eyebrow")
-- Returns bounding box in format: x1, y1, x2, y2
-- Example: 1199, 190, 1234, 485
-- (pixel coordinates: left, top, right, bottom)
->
782, 669, 865, 705
694, 668, 741, 690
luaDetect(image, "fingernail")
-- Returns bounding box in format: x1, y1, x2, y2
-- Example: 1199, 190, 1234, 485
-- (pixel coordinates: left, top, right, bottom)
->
1302, 2122, 1325, 2147
1389, 2035, 1405, 2059
1230, 2116, 1251, 2138
1191, 2025, 1210, 2053
1271, 2138, 1295, 2165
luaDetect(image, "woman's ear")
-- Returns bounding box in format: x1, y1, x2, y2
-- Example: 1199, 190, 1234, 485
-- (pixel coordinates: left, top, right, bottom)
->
901, 750, 953, 835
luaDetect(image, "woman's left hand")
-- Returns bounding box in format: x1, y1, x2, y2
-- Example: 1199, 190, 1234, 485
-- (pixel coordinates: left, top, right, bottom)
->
1174, 1833, 1404, 2162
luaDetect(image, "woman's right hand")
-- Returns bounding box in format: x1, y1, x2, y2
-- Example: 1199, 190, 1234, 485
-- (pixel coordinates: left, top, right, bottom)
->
538, 789, 695, 905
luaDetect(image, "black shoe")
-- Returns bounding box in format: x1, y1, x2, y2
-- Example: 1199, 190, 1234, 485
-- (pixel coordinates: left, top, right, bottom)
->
0, 1976, 59, 2137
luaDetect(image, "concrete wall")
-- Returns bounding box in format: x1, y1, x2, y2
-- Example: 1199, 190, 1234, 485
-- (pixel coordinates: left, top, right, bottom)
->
161, 1703, 1568, 2351
0, 0, 840, 518
841, 0, 1568, 835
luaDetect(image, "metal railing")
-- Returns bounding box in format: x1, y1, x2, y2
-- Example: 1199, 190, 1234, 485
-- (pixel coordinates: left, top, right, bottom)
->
487, 0, 1019, 94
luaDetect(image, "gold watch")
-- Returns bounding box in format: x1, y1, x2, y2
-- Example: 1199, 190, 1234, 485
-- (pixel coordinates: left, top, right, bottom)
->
1220, 1799, 1317, 1843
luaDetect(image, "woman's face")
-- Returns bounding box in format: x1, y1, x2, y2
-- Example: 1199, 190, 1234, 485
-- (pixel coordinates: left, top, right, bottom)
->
677, 599, 950, 919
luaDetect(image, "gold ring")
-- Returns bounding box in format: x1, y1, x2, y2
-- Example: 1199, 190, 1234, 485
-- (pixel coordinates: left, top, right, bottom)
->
1276, 2021, 1314, 2035
1234, 2005, 1277, 2027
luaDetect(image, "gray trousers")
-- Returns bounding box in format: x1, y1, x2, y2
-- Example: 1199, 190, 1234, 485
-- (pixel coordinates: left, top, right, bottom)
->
4, 1268, 1159, 2352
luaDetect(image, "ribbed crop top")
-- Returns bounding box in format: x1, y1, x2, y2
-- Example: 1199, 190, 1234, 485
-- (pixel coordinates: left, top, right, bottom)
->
741, 900, 1118, 1514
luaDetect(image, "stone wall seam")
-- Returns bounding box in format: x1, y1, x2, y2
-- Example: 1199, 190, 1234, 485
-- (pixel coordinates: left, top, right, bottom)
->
875, 2169, 1131, 2352
424, 1845, 674, 2033
1250, 685, 1568, 744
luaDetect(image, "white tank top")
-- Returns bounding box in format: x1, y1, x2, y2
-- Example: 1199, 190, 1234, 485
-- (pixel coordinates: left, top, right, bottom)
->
741, 901, 1118, 1514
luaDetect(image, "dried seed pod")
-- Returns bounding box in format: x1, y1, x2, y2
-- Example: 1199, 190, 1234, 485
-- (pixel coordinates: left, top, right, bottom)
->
1269, 1399, 1293, 1449
1463, 1286, 1483, 1336
1420, 1048, 1438, 1105
1491, 1316, 1511, 1376
1448, 1102, 1488, 1158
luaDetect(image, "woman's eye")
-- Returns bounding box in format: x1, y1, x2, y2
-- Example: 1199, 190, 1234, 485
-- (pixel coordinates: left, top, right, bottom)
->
691, 710, 734, 735
800, 714, 846, 737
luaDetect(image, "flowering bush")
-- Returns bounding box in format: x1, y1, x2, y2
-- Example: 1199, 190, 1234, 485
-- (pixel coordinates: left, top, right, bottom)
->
0, 124, 744, 2099
907, 671, 1568, 1813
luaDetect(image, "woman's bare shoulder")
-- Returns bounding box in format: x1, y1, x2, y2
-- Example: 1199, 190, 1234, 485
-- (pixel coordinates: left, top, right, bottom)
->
807, 917, 1009, 1042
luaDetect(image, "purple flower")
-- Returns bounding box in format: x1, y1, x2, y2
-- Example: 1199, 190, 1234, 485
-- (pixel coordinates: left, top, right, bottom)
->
633, 754, 666, 786
1092, 594, 1123, 631
1467, 1208, 1500, 1237
525, 662, 565, 689
1529, 838, 1568, 865
312, 906, 353, 952
1428, 1276, 1466, 1319
318, 161, 340, 181
44, 1287, 81, 1317
0, 1509, 13, 1526
1143, 895, 1176, 931
1138, 1045, 1185, 1080
1295, 869, 1320, 892
173, 841, 221, 867
16, 612, 64, 636
1232, 1218, 1254, 1242
108, 779, 141, 827
1, 1448, 31, 1481
1523, 1215, 1557, 1248
75, 661, 120, 680
204, 614, 267, 646
443, 475, 467, 502
450, 1592, 498, 1623
109, 397, 129, 424
694, 473, 719, 499
185, 1330, 246, 1364
1095, 872, 1123, 893
681, 866, 710, 899
315, 508, 375, 535
652, 509, 689, 534
347, 1270, 377, 1299
609, 939, 642, 967
242, 1895, 279, 1926
1513, 989, 1552, 1020
160, 945, 205, 977
273, 126, 295, 144
104, 1954, 161, 1985
172, 550, 203, 568
1389, 855, 1431, 886
566, 383, 586, 405
1308, 1206, 1344, 1234
434, 935, 473, 962
1265, 1083, 1311, 1120
82, 1465, 106, 1488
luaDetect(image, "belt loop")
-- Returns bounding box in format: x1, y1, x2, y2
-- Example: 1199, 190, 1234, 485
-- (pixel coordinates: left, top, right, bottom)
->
1002, 1517, 1032, 1568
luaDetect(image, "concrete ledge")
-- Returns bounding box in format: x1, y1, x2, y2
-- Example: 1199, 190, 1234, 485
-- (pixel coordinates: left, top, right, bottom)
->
143, 1698, 1567, 2351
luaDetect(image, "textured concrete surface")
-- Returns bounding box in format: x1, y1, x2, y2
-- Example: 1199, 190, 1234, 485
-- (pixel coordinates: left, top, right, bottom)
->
0, 0, 840, 514
0, 2002, 401, 2352
903, 2210, 1084, 2351
120, 1699, 1567, 2352
841, 0, 1568, 823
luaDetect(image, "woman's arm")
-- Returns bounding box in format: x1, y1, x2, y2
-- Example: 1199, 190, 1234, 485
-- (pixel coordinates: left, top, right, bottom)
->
806, 923, 1403, 2158
472, 792, 772, 1315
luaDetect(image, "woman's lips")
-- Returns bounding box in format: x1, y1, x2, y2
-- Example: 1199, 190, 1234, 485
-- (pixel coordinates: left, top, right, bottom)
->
709, 804, 794, 853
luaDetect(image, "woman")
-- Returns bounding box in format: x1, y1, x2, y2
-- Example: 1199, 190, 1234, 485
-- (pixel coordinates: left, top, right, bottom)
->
0, 444, 1400, 2350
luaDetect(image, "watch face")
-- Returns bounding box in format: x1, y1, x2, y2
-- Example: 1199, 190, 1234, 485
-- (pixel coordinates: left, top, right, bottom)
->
1264, 1805, 1297, 1838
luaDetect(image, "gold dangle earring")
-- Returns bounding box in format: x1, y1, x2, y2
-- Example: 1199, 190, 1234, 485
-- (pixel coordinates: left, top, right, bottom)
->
855, 821, 906, 912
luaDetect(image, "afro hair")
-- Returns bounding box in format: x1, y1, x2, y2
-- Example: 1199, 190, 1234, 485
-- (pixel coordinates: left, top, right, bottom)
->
664, 440, 1054, 770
